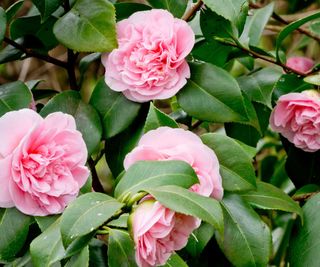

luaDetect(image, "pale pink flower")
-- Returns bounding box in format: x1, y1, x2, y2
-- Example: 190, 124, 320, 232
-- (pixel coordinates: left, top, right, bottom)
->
270, 90, 320, 152
0, 109, 89, 216
286, 56, 314, 73
124, 127, 223, 199
131, 200, 198, 267
102, 9, 195, 102
125, 127, 223, 266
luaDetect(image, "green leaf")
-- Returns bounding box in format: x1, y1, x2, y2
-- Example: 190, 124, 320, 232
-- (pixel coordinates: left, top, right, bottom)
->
114, 3, 151, 22
216, 194, 271, 267
272, 74, 311, 101
105, 117, 144, 177
0, 7, 6, 44
90, 79, 141, 139
53, 0, 117, 52
147, 0, 188, 18
192, 40, 232, 67
144, 103, 178, 133
203, 0, 247, 23
240, 181, 302, 217
114, 160, 199, 201
200, 8, 236, 40
107, 214, 129, 229
276, 12, 320, 62
0, 38, 23, 64
40, 91, 102, 156
239, 2, 274, 46
293, 184, 320, 199
201, 133, 256, 192
30, 219, 65, 267
32, 0, 62, 22
60, 192, 124, 247
10, 15, 58, 51
309, 20, 320, 35
185, 222, 215, 257
177, 62, 249, 123
35, 215, 60, 232
289, 193, 320, 267
5, 0, 24, 22
65, 246, 89, 267
304, 74, 320, 86
145, 185, 224, 233
161, 253, 188, 267
0, 208, 31, 261
108, 229, 137, 267
0, 81, 32, 116
237, 67, 282, 108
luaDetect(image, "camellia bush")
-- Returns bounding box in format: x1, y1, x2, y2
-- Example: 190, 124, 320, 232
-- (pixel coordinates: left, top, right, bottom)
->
0, 0, 320, 266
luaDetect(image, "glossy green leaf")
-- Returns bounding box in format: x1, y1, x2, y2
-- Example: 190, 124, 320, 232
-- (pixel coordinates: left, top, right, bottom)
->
201, 133, 256, 191
0, 81, 32, 116
53, 0, 117, 52
273, 74, 311, 101
216, 194, 271, 267
107, 214, 128, 229
0, 38, 23, 64
60, 192, 124, 247
186, 222, 215, 257
146, 185, 224, 233
10, 15, 58, 50
30, 219, 65, 267
40, 91, 102, 156
309, 20, 320, 35
177, 62, 249, 123
304, 74, 320, 86
105, 117, 145, 177
289, 193, 320, 267
239, 2, 274, 46
108, 229, 137, 267
237, 67, 281, 108
276, 12, 320, 62
0, 7, 6, 44
90, 79, 141, 139
240, 181, 302, 217
35, 215, 60, 232
144, 103, 178, 132
0, 208, 31, 261
4, 251, 32, 267
147, 0, 187, 18
5, 0, 24, 22
161, 253, 188, 267
114, 3, 151, 21
293, 184, 320, 199
65, 246, 89, 267
203, 0, 247, 23
32, 0, 62, 21
114, 160, 199, 201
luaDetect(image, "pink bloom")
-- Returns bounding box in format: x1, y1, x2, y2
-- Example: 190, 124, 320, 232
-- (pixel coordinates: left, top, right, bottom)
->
102, 9, 195, 103
125, 127, 223, 266
286, 56, 314, 73
0, 109, 89, 216
270, 90, 320, 152
124, 127, 223, 199
131, 200, 198, 267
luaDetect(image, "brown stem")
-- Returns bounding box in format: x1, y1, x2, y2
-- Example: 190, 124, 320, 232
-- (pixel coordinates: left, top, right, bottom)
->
292, 192, 319, 201
3, 37, 68, 69
67, 49, 78, 90
191, 120, 203, 130
88, 157, 105, 193
217, 39, 307, 76
182, 0, 203, 21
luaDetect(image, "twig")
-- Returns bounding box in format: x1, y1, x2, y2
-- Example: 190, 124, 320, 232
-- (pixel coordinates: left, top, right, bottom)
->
182, 0, 203, 21
292, 192, 319, 201
191, 120, 203, 130
67, 49, 78, 90
88, 157, 105, 193
3, 37, 68, 68
249, 2, 320, 43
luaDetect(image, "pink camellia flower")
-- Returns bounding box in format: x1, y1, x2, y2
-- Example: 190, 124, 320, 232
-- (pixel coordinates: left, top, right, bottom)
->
270, 90, 320, 152
124, 127, 223, 199
0, 109, 89, 216
124, 127, 223, 266
102, 9, 195, 103
130, 200, 199, 267
286, 56, 314, 74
